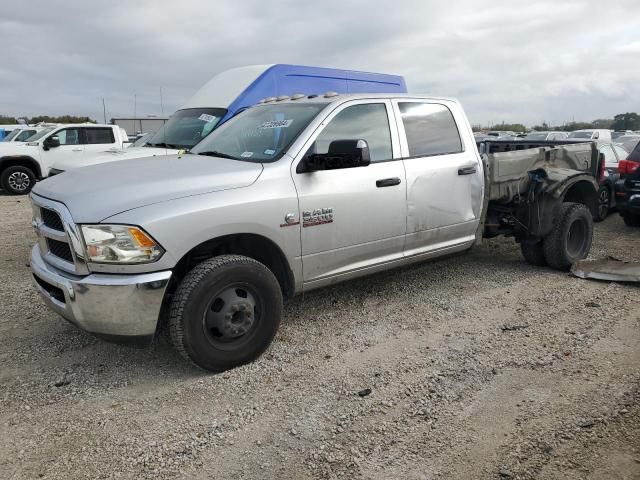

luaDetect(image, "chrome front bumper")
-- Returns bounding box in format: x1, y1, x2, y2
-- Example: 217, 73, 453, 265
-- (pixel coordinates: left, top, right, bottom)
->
30, 245, 172, 343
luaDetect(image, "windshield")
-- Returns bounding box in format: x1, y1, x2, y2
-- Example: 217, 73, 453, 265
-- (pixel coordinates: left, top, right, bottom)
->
2, 129, 22, 141
568, 131, 593, 139
523, 133, 548, 140
26, 127, 56, 142
191, 103, 327, 163
145, 108, 226, 149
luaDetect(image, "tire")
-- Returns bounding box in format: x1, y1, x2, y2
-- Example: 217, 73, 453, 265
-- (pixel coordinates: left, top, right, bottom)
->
593, 186, 610, 222
169, 254, 282, 372
1, 165, 36, 195
622, 213, 640, 227
543, 202, 593, 271
520, 241, 547, 266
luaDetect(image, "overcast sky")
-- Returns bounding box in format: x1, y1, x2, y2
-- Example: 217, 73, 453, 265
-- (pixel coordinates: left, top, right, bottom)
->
1, 0, 638, 127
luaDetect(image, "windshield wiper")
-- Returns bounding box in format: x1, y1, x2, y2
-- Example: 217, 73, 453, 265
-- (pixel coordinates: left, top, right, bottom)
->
148, 142, 179, 149
196, 151, 241, 160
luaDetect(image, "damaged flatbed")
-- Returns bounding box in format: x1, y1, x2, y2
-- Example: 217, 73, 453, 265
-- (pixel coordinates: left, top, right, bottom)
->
476, 140, 601, 270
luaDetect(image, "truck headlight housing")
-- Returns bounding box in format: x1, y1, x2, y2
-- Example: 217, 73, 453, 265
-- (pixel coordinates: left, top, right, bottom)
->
80, 225, 164, 264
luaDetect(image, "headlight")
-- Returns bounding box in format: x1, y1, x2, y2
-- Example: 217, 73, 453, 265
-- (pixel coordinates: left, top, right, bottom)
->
80, 224, 164, 264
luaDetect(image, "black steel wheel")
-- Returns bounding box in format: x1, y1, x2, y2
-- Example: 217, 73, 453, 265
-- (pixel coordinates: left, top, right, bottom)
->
169, 255, 282, 372
543, 202, 593, 271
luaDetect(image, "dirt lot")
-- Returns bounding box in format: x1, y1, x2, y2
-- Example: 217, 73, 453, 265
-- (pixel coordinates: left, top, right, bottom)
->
0, 194, 638, 480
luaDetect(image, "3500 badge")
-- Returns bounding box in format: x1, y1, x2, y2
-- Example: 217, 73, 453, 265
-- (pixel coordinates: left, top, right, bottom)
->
302, 208, 333, 227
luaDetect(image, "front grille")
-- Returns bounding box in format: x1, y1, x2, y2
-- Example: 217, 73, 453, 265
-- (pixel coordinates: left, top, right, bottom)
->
47, 238, 74, 263
33, 274, 66, 304
41, 208, 64, 231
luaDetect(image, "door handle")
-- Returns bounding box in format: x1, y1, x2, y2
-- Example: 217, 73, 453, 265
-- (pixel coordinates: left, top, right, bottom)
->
376, 177, 401, 188
72, 148, 83, 152
458, 165, 477, 175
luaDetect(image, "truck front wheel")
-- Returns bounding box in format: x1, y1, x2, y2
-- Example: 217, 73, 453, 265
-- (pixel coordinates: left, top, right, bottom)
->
543, 202, 593, 271
1, 165, 36, 195
168, 254, 282, 372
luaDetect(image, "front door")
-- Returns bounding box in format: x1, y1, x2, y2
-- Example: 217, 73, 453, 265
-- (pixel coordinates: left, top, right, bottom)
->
292, 100, 407, 284
41, 127, 85, 174
392, 100, 483, 256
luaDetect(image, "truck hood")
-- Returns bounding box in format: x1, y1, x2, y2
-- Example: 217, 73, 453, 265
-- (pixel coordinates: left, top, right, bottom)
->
33, 154, 263, 222
51, 146, 178, 170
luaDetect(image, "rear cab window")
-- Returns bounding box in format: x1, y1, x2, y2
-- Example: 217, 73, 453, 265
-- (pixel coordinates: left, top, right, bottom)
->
397, 102, 463, 157
83, 127, 115, 144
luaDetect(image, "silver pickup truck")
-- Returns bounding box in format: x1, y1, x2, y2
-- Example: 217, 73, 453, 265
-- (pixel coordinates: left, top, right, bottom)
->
29, 93, 600, 371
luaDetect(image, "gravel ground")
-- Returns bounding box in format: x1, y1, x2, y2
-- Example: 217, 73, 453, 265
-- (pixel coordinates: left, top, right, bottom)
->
0, 194, 638, 480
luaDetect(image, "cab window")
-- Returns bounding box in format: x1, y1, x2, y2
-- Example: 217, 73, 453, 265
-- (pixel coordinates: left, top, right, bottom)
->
311, 103, 392, 162
16, 129, 37, 141
55, 128, 81, 145
83, 127, 115, 144
398, 102, 463, 157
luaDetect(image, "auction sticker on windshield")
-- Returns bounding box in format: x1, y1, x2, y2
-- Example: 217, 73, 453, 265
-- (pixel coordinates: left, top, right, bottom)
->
241, 151, 254, 158
198, 113, 217, 123
259, 119, 293, 129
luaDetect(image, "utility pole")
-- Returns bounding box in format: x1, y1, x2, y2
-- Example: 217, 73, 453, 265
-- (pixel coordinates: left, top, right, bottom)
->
102, 98, 107, 124
133, 93, 137, 133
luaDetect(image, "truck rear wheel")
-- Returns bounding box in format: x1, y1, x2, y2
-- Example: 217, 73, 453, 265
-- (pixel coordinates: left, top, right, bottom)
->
168, 254, 282, 372
1, 165, 36, 195
543, 202, 593, 271
622, 212, 640, 227
520, 241, 547, 267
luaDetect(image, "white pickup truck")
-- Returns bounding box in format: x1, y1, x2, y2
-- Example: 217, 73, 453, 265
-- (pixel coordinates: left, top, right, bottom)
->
0, 123, 128, 194
29, 93, 600, 371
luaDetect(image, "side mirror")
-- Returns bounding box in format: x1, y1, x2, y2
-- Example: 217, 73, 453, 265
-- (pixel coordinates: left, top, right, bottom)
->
43, 135, 60, 150
301, 139, 371, 172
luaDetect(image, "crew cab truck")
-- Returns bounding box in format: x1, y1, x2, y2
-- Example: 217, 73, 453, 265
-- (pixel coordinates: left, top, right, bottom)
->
29, 94, 598, 372
0, 124, 128, 194
49, 64, 407, 174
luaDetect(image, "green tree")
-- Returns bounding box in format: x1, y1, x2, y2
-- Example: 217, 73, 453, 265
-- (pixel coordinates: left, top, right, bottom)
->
489, 123, 527, 133
0, 115, 18, 125
611, 112, 639, 131
557, 121, 593, 132
29, 115, 96, 124
592, 118, 613, 129
532, 122, 550, 131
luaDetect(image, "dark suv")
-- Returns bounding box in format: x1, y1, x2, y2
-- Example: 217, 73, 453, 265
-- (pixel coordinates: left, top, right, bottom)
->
617, 142, 640, 226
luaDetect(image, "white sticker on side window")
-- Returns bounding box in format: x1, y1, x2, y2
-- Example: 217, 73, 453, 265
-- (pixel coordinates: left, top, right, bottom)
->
241, 151, 254, 158
198, 113, 216, 123
259, 119, 293, 129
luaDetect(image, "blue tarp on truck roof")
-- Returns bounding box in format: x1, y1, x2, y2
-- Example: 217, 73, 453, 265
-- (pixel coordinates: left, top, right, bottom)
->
219, 64, 407, 123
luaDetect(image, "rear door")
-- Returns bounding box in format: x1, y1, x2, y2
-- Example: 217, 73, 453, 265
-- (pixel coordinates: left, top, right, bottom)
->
82, 127, 118, 155
392, 100, 483, 256
292, 100, 407, 284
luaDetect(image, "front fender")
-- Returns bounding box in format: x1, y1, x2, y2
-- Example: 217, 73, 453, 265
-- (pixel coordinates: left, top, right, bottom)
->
0, 155, 43, 178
